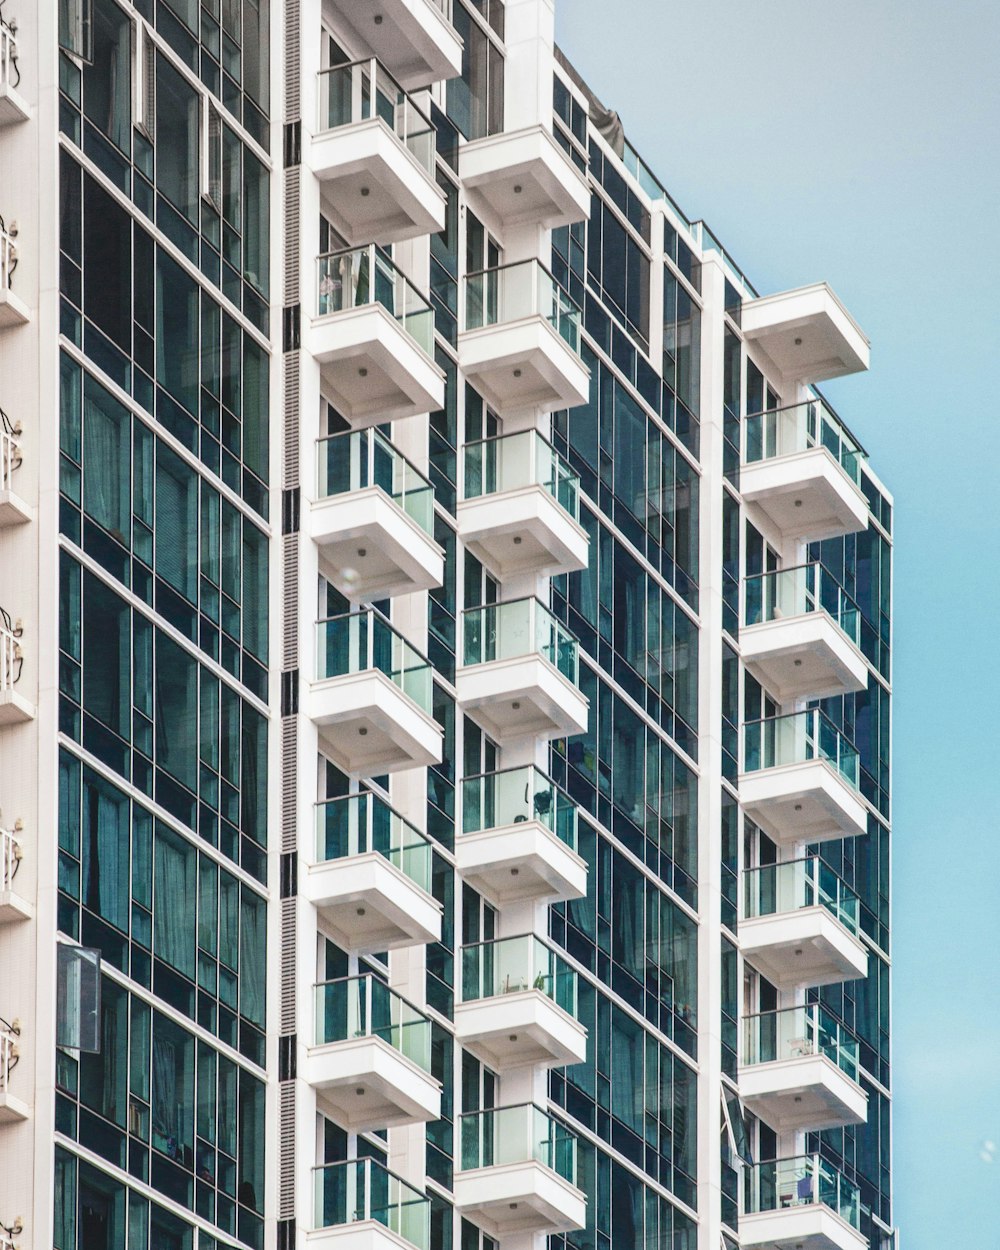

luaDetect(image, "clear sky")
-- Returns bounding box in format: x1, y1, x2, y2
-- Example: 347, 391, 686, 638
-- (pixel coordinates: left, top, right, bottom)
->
554, 0, 1000, 1243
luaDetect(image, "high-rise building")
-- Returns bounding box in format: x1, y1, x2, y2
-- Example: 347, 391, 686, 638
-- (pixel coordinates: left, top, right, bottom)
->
0, 2, 894, 1249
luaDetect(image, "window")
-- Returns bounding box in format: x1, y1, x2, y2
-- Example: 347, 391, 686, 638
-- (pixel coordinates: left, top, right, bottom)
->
59, 0, 94, 61
447, 1, 504, 140
56, 944, 102, 1052
83, 0, 130, 151
155, 53, 200, 224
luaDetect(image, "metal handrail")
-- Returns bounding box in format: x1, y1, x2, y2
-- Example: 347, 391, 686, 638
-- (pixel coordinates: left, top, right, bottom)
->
0, 823, 21, 890
0, 10, 20, 91
0, 606, 22, 689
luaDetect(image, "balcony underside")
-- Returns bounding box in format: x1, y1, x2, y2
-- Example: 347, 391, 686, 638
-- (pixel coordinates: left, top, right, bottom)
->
306, 1035, 441, 1132
457, 484, 588, 579
306, 851, 442, 952
0, 888, 32, 924
741, 1205, 867, 1250
740, 906, 869, 992
742, 283, 870, 384
740, 761, 868, 847
310, 119, 446, 246
457, 655, 588, 743
456, 822, 587, 904
322, 0, 463, 90
0, 289, 29, 329
306, 1221, 419, 1250
310, 304, 444, 426
740, 1054, 868, 1133
459, 126, 591, 229
0, 489, 31, 526
0, 690, 34, 726
458, 319, 590, 415
311, 488, 444, 602
0, 1090, 29, 1123
454, 989, 587, 1071
0, 84, 29, 126
454, 1160, 587, 1237
309, 671, 443, 777
742, 614, 868, 702
742, 448, 868, 543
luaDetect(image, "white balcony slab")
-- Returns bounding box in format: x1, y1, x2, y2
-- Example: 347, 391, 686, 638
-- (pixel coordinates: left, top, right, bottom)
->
323, 0, 462, 90
456, 822, 587, 904
0, 489, 31, 526
0, 1089, 29, 1123
740, 761, 868, 847
0, 288, 28, 329
741, 906, 869, 992
310, 304, 444, 427
742, 447, 869, 542
458, 319, 590, 415
311, 488, 444, 602
742, 613, 868, 702
456, 655, 588, 744
455, 1159, 586, 1237
741, 1206, 867, 1250
0, 887, 32, 924
457, 483, 588, 579
306, 1223, 420, 1250
742, 283, 870, 384
740, 1053, 868, 1133
306, 1035, 441, 1132
454, 989, 587, 1071
459, 126, 590, 229
309, 671, 443, 777
0, 83, 29, 126
306, 851, 441, 952
0, 689, 33, 725
309, 118, 446, 246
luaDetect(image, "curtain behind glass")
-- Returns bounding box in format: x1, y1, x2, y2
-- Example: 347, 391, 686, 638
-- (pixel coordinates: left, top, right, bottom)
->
153, 824, 196, 977
82, 767, 129, 931
84, 0, 130, 152
83, 376, 130, 540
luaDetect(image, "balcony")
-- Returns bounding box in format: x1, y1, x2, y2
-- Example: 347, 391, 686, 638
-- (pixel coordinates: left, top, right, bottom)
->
742, 1154, 866, 1250
306, 975, 441, 1132
742, 858, 868, 990
740, 1005, 867, 1132
742, 564, 868, 702
323, 0, 462, 91
458, 767, 586, 903
0, 825, 29, 923
311, 428, 443, 601
458, 261, 589, 414
742, 400, 868, 541
0, 221, 27, 329
457, 598, 588, 743
0, 1021, 26, 1123
458, 430, 588, 578
0, 609, 31, 725
459, 125, 590, 230
309, 61, 445, 246
0, 414, 28, 526
455, 934, 587, 1070
0, 24, 27, 126
455, 1104, 586, 1237
309, 611, 442, 776
309, 246, 444, 426
741, 283, 870, 384
741, 710, 867, 846
311, 1158, 430, 1250
306, 794, 441, 952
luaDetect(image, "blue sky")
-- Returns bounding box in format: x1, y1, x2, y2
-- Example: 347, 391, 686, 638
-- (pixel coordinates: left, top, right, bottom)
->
555, 0, 1000, 1243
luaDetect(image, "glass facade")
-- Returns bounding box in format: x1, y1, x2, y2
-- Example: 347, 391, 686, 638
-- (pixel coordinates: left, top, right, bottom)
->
52, 2, 271, 1247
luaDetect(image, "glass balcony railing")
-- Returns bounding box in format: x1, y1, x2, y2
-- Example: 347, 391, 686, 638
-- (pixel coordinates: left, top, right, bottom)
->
0, 824, 21, 895
465, 259, 582, 354
742, 1004, 860, 1083
462, 598, 579, 684
0, 411, 21, 496
314, 974, 433, 1071
744, 563, 861, 647
743, 709, 860, 790
463, 429, 581, 521
0, 21, 18, 97
461, 934, 578, 1016
744, 398, 865, 486
314, 1157, 430, 1250
316, 59, 437, 174
744, 1154, 861, 1230
315, 792, 433, 894
0, 216, 16, 294
317, 427, 435, 536
316, 610, 433, 717
743, 857, 861, 936
460, 1104, 578, 1185
0, 606, 22, 696
316, 245, 435, 356
0, 1016, 18, 1094
461, 766, 578, 850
